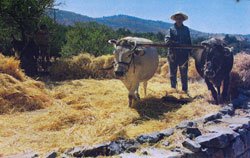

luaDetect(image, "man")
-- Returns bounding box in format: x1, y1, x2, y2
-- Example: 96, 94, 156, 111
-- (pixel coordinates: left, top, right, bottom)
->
165, 12, 191, 92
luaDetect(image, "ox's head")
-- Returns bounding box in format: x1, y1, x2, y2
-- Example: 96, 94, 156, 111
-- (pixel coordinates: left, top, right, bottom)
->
108, 39, 140, 78
201, 38, 233, 79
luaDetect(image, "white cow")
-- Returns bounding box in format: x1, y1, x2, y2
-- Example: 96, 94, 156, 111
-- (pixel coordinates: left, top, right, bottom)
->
108, 37, 159, 107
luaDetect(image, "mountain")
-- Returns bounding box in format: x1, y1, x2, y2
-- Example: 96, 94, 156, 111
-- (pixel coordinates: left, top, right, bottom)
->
47, 9, 208, 36
46, 9, 248, 39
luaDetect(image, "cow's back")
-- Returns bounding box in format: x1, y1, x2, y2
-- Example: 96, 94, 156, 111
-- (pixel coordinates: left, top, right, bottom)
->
120, 37, 159, 83
125, 47, 159, 82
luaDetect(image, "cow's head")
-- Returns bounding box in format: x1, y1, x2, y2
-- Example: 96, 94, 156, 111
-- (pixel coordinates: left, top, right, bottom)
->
201, 38, 233, 79
108, 39, 139, 77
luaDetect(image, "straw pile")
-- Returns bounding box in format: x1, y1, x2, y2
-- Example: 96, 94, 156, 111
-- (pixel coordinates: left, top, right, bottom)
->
49, 53, 114, 80
0, 54, 52, 114
230, 52, 250, 97
0, 76, 219, 156
50, 53, 200, 81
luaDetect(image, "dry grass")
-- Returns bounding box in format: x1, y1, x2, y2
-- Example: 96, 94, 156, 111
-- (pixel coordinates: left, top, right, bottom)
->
50, 53, 200, 81
0, 76, 219, 156
0, 53, 223, 156
0, 54, 52, 114
49, 53, 114, 80
0, 54, 26, 81
230, 52, 250, 98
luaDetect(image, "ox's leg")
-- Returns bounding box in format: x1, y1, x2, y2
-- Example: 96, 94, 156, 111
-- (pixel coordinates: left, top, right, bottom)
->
216, 85, 222, 104
205, 78, 218, 104
222, 75, 230, 102
143, 81, 147, 97
128, 94, 133, 107
128, 82, 140, 107
134, 83, 140, 101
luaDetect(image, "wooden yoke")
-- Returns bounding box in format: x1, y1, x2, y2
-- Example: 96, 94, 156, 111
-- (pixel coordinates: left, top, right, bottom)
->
135, 42, 205, 50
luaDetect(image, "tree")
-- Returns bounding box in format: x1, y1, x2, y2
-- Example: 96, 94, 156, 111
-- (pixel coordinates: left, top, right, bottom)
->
40, 16, 68, 55
0, 0, 54, 41
62, 22, 116, 57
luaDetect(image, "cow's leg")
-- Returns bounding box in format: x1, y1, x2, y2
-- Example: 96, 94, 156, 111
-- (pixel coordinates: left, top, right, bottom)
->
143, 81, 147, 97
222, 75, 230, 102
216, 85, 221, 104
205, 78, 218, 104
128, 94, 133, 107
128, 82, 140, 107
134, 82, 140, 101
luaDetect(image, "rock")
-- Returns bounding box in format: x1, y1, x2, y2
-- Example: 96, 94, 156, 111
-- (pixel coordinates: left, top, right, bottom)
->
65, 142, 110, 157
137, 132, 164, 144
219, 105, 235, 116
229, 124, 245, 131
232, 94, 249, 109
205, 126, 240, 141
232, 137, 245, 156
182, 138, 201, 152
176, 120, 197, 129
182, 127, 202, 139
203, 113, 222, 123
195, 133, 230, 148
107, 139, 140, 155
119, 152, 146, 158
159, 128, 174, 137
162, 141, 170, 147
3, 152, 39, 158
45, 151, 57, 158
219, 117, 250, 129
239, 88, 250, 97
136, 147, 183, 158
222, 114, 232, 119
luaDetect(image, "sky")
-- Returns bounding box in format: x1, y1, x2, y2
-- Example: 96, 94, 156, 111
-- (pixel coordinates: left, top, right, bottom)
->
55, 0, 250, 35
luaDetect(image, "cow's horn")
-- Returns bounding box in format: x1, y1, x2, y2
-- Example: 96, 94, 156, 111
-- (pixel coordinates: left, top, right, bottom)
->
108, 39, 117, 45
224, 47, 233, 56
131, 41, 137, 51
99, 65, 114, 70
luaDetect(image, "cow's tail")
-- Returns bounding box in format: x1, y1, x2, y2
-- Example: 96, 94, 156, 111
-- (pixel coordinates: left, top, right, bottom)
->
143, 81, 148, 96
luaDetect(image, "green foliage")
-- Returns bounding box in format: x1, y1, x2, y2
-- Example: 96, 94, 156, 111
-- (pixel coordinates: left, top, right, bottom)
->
0, 0, 54, 40
40, 16, 68, 55
61, 22, 116, 57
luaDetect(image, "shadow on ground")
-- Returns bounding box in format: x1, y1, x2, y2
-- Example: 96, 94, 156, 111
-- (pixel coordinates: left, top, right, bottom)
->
133, 96, 193, 121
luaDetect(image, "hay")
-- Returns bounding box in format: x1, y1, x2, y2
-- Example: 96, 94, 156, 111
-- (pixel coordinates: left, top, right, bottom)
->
0, 54, 52, 114
0, 54, 26, 81
158, 58, 200, 81
49, 53, 114, 80
230, 52, 250, 97
0, 76, 219, 156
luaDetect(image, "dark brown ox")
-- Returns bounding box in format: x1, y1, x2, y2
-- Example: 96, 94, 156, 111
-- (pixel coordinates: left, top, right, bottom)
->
192, 38, 234, 104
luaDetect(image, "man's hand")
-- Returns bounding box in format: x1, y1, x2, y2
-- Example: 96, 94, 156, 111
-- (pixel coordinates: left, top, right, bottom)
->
165, 40, 172, 45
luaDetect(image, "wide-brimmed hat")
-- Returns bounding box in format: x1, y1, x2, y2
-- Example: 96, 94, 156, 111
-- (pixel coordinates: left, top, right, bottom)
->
170, 12, 188, 21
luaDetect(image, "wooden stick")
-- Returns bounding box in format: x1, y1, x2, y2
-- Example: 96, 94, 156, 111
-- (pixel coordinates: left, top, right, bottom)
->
136, 43, 205, 49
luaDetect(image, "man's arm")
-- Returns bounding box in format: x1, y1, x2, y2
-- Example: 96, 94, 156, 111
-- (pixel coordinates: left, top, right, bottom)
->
187, 28, 192, 45
164, 28, 172, 44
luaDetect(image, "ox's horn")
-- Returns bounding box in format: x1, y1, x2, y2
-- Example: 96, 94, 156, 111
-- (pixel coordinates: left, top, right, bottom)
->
131, 41, 137, 51
98, 61, 115, 70
108, 39, 117, 45
224, 47, 233, 57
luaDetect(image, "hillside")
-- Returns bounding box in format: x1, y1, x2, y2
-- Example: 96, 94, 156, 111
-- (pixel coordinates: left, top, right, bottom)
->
47, 9, 250, 40
46, 9, 210, 37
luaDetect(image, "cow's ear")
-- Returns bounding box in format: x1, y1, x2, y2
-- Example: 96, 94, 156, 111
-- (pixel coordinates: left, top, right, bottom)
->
108, 39, 117, 45
224, 47, 233, 56
134, 48, 144, 56
201, 41, 210, 47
